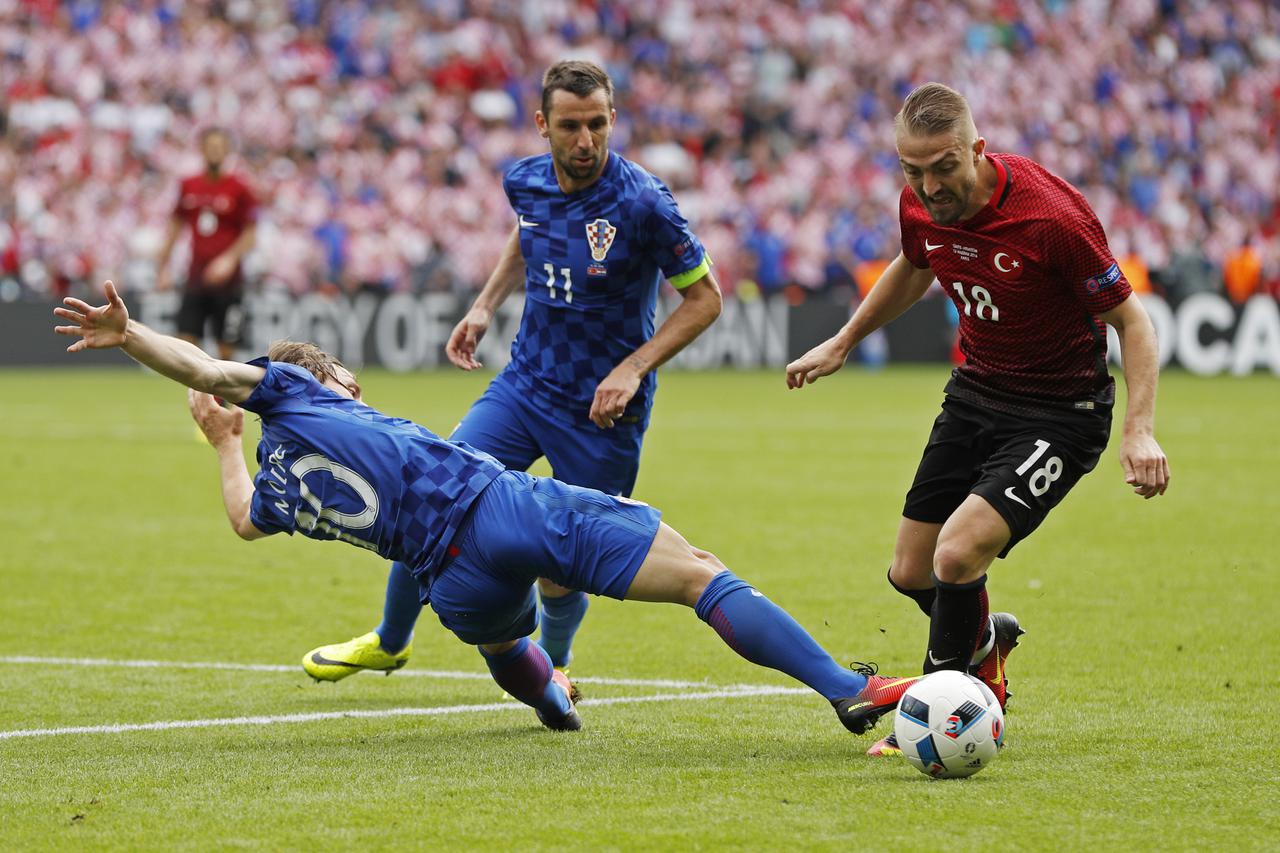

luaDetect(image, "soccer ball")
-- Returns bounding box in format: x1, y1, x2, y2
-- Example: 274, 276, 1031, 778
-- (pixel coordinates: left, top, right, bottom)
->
893, 670, 1004, 779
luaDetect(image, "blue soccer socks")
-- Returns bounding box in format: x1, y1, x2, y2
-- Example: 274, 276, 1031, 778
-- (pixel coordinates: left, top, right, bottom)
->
694, 571, 867, 702
480, 638, 573, 719
537, 589, 589, 668
373, 561, 422, 654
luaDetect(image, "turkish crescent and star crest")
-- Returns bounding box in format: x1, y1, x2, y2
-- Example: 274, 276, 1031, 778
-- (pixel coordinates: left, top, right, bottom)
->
992, 249, 1023, 279
586, 219, 617, 262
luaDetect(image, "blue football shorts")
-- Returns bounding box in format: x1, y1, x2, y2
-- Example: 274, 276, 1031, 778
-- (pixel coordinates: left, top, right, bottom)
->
450, 373, 645, 497
426, 471, 662, 645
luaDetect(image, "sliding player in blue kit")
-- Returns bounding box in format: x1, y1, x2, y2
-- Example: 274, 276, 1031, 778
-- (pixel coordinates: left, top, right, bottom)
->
303, 60, 724, 683
54, 283, 917, 734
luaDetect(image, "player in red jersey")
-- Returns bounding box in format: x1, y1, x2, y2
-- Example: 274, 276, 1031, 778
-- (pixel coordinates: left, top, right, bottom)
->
786, 83, 1170, 755
156, 127, 257, 359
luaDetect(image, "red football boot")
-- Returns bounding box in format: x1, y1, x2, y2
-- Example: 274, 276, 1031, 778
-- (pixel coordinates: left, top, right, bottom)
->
970, 612, 1025, 710
832, 664, 921, 735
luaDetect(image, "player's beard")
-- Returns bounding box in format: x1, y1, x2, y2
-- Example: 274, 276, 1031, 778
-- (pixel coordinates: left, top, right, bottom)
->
920, 173, 977, 225
558, 147, 603, 180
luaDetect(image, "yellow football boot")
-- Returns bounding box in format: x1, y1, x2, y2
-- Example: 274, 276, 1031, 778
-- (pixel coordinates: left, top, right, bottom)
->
303, 632, 412, 682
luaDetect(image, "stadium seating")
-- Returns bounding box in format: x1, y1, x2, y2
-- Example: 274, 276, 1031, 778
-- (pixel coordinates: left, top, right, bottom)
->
1, 0, 1276, 301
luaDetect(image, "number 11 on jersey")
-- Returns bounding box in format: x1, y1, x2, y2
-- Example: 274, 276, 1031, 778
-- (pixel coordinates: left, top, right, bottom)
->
544, 263, 573, 303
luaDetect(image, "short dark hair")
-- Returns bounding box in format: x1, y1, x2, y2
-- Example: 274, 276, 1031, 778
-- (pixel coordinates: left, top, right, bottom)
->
540, 60, 613, 118
199, 125, 233, 144
267, 340, 349, 385
894, 82, 975, 143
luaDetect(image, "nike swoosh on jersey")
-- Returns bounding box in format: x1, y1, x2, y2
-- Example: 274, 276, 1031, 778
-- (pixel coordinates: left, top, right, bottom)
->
519, 215, 539, 228
1004, 486, 1029, 508
924, 240, 942, 251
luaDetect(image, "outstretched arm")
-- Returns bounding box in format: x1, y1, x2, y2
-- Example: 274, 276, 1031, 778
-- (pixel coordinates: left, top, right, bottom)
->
589, 271, 723, 429
785, 253, 936, 388
188, 390, 268, 540
54, 281, 265, 403
1099, 295, 1170, 499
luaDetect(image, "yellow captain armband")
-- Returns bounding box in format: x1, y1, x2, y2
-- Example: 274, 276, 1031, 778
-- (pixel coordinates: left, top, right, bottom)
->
669, 256, 712, 290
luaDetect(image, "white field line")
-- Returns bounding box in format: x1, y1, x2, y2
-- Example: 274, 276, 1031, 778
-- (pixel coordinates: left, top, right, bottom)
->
0, 655, 752, 691
0, 686, 809, 740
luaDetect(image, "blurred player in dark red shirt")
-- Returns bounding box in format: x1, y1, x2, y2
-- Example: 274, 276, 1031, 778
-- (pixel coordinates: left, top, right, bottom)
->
156, 127, 257, 359
786, 83, 1169, 754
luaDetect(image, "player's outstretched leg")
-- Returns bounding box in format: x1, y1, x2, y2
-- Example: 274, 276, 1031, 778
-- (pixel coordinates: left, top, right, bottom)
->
479, 638, 580, 731
625, 524, 918, 735
536, 579, 588, 669
302, 561, 418, 682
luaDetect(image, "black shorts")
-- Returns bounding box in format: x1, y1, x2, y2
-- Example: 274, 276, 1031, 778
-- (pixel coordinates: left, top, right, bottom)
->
176, 287, 245, 345
902, 395, 1111, 557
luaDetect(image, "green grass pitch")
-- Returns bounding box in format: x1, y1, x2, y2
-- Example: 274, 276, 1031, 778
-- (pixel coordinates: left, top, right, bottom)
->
1, 365, 1277, 850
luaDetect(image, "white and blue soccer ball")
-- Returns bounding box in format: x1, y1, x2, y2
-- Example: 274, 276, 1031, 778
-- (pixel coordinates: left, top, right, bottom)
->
893, 670, 1004, 779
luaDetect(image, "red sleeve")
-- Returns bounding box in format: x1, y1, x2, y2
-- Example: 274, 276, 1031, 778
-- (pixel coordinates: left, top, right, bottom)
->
1045, 198, 1131, 314
899, 190, 928, 269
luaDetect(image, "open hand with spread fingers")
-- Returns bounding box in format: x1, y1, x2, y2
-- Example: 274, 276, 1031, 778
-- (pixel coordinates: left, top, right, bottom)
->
53, 280, 129, 352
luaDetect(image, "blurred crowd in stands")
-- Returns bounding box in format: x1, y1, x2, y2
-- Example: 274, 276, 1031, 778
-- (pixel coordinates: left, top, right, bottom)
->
1, 0, 1277, 304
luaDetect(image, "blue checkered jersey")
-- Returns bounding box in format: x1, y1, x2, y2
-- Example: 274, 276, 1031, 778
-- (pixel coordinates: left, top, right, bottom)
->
501, 152, 710, 430
238, 359, 504, 576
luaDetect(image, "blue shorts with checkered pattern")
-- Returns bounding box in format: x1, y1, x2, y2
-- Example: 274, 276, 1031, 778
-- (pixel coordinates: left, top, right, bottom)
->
426, 471, 662, 645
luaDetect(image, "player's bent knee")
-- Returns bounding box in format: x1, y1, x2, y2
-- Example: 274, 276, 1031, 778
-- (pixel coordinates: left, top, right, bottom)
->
692, 547, 727, 574
674, 555, 721, 606
479, 639, 520, 655
668, 557, 717, 606
537, 577, 574, 597
888, 557, 931, 590
625, 525, 722, 606
932, 541, 986, 585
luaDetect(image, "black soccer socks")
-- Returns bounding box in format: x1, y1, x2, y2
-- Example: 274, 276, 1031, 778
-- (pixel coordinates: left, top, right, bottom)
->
924, 574, 989, 674
887, 567, 935, 617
